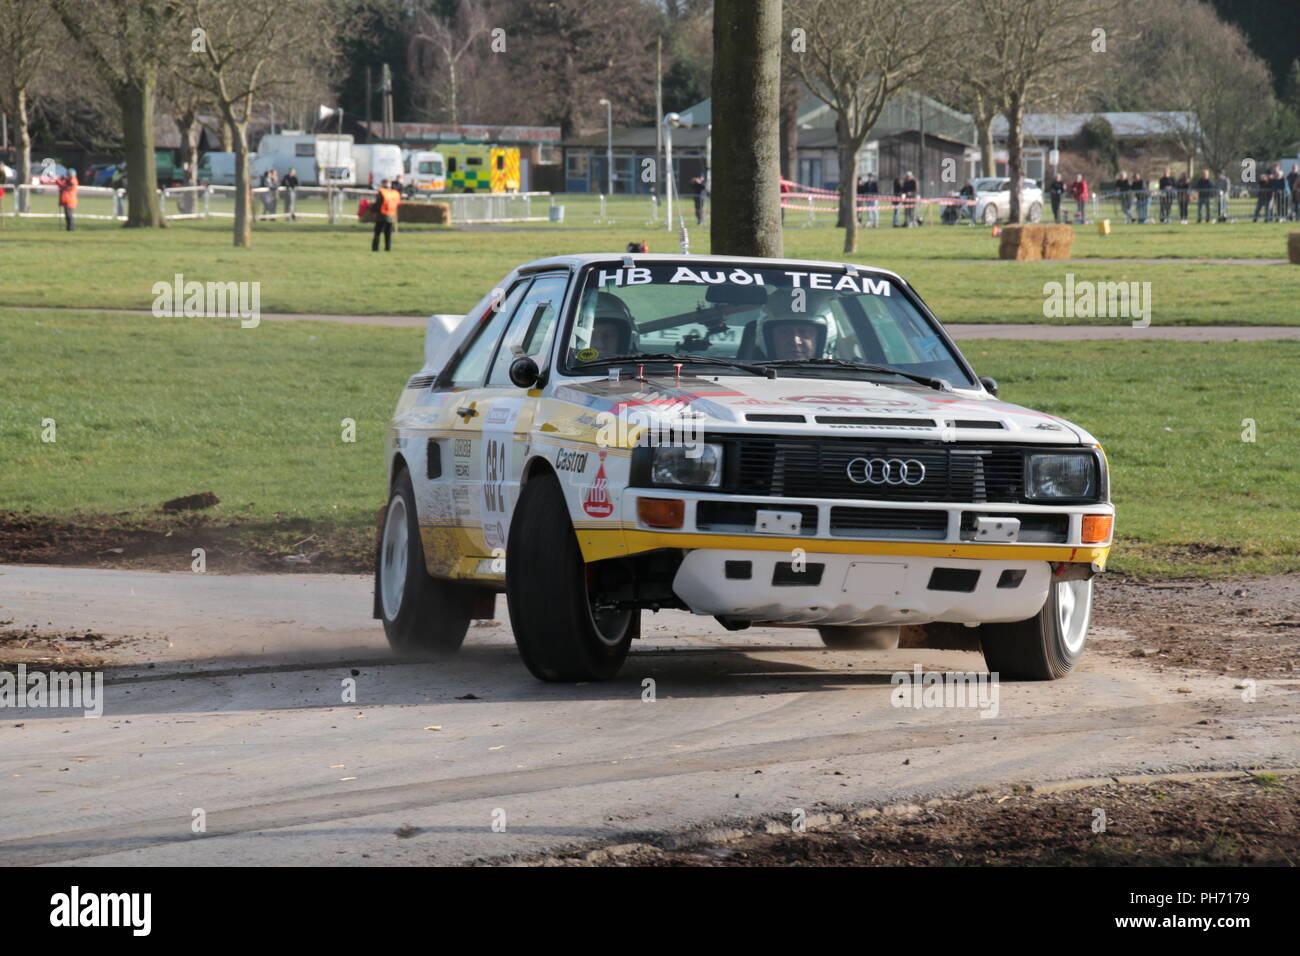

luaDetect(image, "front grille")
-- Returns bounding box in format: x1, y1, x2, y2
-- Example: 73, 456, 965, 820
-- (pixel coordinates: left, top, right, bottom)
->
830, 507, 948, 539
696, 501, 817, 534
732, 437, 1028, 503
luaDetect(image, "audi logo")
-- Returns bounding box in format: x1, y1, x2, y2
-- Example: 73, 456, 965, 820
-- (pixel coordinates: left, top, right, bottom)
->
845, 457, 927, 486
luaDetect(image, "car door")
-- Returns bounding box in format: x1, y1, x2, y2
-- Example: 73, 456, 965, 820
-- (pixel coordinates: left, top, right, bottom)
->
474, 272, 571, 556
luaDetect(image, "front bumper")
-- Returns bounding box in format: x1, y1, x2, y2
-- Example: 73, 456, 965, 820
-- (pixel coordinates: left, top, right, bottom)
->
672, 550, 1051, 626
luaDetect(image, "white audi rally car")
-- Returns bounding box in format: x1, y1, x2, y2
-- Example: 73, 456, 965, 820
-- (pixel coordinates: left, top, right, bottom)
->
376, 254, 1114, 682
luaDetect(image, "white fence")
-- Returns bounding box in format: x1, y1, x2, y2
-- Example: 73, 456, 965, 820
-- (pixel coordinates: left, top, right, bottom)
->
7, 183, 553, 225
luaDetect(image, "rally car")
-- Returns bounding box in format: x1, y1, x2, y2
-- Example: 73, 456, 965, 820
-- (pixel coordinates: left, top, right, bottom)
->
376, 254, 1113, 682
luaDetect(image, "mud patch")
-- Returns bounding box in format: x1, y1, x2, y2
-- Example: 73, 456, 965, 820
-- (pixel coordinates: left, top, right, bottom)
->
1091, 575, 1300, 679
0, 624, 144, 669
524, 773, 1299, 867
0, 510, 374, 575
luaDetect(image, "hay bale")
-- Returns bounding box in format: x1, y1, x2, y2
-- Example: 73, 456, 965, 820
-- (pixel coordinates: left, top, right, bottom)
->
998, 224, 1044, 260
1288, 233, 1300, 264
1042, 224, 1075, 259
398, 202, 452, 225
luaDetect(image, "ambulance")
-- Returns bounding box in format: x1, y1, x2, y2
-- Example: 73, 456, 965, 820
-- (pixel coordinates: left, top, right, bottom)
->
440, 145, 521, 193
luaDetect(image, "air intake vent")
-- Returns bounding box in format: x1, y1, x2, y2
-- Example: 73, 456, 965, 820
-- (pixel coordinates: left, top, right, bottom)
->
406, 374, 436, 390
830, 507, 948, 539
949, 419, 1006, 430
746, 414, 806, 424
814, 416, 937, 427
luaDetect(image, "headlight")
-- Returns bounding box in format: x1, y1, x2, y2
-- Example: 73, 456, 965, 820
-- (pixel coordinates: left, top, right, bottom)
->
1027, 453, 1097, 499
651, 444, 723, 487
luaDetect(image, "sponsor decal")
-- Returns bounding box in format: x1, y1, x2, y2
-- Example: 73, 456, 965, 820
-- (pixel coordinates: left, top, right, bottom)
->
555, 448, 589, 473
582, 450, 615, 518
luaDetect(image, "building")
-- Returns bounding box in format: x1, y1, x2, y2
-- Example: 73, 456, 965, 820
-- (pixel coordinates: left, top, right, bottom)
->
990, 111, 1200, 182
560, 85, 976, 198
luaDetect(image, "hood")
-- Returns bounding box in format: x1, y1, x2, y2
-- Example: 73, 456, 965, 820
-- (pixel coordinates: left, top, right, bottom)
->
553, 372, 1095, 445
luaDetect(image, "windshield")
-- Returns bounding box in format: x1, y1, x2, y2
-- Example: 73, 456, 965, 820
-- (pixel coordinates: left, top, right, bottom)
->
560, 262, 973, 386
418, 160, 443, 176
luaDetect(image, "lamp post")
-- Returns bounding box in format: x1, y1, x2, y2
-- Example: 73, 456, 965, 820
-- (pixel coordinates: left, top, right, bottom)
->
663, 112, 690, 229
598, 98, 613, 196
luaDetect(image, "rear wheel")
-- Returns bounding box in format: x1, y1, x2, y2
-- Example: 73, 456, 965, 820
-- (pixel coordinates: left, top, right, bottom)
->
979, 579, 1092, 680
981, 203, 998, 225
506, 472, 637, 681
1027, 201, 1043, 222
377, 468, 472, 655
818, 625, 901, 650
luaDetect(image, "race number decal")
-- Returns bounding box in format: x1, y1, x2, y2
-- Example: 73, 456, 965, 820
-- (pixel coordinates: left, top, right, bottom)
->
481, 399, 523, 550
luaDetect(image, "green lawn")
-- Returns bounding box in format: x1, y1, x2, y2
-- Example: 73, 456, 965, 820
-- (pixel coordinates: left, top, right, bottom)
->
2, 308, 1296, 577
1, 195, 1297, 323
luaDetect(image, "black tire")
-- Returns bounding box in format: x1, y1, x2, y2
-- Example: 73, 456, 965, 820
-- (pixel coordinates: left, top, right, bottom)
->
981, 203, 998, 225
979, 579, 1093, 680
376, 468, 472, 655
1027, 201, 1043, 222
817, 625, 901, 650
506, 472, 637, 681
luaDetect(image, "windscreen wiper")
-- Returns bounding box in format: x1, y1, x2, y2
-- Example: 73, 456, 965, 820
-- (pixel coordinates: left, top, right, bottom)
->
757, 358, 951, 391
576, 352, 777, 379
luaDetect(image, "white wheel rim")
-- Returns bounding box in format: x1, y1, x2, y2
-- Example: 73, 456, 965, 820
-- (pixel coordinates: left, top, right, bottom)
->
1057, 579, 1092, 654
380, 495, 409, 620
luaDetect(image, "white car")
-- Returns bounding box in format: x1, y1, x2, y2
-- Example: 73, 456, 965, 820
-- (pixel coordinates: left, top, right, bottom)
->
377, 254, 1114, 682
972, 177, 1043, 224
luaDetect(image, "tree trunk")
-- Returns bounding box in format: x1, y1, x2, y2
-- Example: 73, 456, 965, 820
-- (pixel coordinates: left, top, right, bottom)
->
977, 114, 995, 178
178, 108, 200, 187
1006, 91, 1024, 222
448, 57, 458, 127
839, 139, 859, 253
779, 80, 799, 182
231, 118, 252, 248
16, 87, 31, 213
710, 0, 783, 258
221, 117, 234, 152
117, 80, 163, 227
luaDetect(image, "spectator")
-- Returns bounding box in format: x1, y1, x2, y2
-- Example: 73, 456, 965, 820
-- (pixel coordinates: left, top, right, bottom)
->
691, 173, 707, 225
855, 176, 868, 226
1215, 170, 1230, 222
1157, 166, 1175, 223
372, 178, 400, 252
1288, 167, 1300, 220
864, 173, 880, 228
56, 168, 78, 231
1194, 168, 1214, 223
1048, 173, 1065, 223
891, 174, 904, 227
1115, 171, 1132, 223
1273, 165, 1288, 221
282, 167, 299, 221
259, 167, 278, 219
1132, 172, 1148, 223
1176, 170, 1190, 224
1253, 168, 1273, 222
957, 179, 974, 223
902, 170, 918, 226
1069, 173, 1089, 223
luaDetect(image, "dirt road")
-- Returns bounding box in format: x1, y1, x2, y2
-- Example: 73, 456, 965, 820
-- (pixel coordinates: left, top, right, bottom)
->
0, 565, 1295, 866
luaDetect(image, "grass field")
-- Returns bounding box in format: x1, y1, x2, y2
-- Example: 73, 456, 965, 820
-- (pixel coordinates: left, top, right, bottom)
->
1, 193, 1297, 323
1, 307, 1296, 577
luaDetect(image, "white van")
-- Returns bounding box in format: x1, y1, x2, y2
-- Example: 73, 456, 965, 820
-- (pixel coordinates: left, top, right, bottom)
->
406, 150, 446, 192
198, 152, 237, 186
353, 144, 404, 188
254, 133, 355, 186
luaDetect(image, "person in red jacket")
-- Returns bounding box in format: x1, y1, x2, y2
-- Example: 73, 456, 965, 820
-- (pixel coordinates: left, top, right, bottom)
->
1069, 173, 1089, 224
57, 169, 79, 231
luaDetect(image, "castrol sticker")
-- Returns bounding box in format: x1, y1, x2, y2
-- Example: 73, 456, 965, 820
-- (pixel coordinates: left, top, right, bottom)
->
582, 451, 615, 518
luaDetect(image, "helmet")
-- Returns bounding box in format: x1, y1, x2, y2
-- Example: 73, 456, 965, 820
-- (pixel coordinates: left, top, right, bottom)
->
756, 288, 834, 360
574, 290, 636, 358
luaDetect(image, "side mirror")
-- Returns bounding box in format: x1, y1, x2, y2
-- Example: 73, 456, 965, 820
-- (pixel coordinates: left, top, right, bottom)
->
508, 356, 540, 389
979, 375, 999, 396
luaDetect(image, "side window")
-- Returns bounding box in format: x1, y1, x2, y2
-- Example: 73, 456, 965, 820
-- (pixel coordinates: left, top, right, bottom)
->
487, 275, 569, 386
446, 280, 532, 387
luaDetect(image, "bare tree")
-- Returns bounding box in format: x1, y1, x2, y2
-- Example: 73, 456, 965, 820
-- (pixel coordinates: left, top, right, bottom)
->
50, 0, 184, 227
711, 0, 782, 256
785, 0, 951, 252
182, 0, 338, 247
408, 0, 490, 126
0, 0, 57, 210
966, 0, 1110, 221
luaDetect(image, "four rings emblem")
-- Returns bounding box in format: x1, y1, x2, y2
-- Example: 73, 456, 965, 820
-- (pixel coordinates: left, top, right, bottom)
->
845, 457, 927, 486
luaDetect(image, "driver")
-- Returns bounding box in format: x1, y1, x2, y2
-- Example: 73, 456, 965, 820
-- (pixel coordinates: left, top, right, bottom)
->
575, 290, 636, 360
758, 288, 832, 361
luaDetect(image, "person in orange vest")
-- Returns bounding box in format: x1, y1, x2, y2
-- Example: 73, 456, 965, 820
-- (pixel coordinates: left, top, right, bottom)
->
372, 178, 400, 251
57, 168, 79, 231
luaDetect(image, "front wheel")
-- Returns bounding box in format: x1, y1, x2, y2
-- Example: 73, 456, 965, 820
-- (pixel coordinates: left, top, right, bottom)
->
506, 472, 637, 681
818, 625, 900, 650
1027, 201, 1043, 222
376, 468, 473, 655
980, 203, 998, 225
979, 578, 1093, 680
